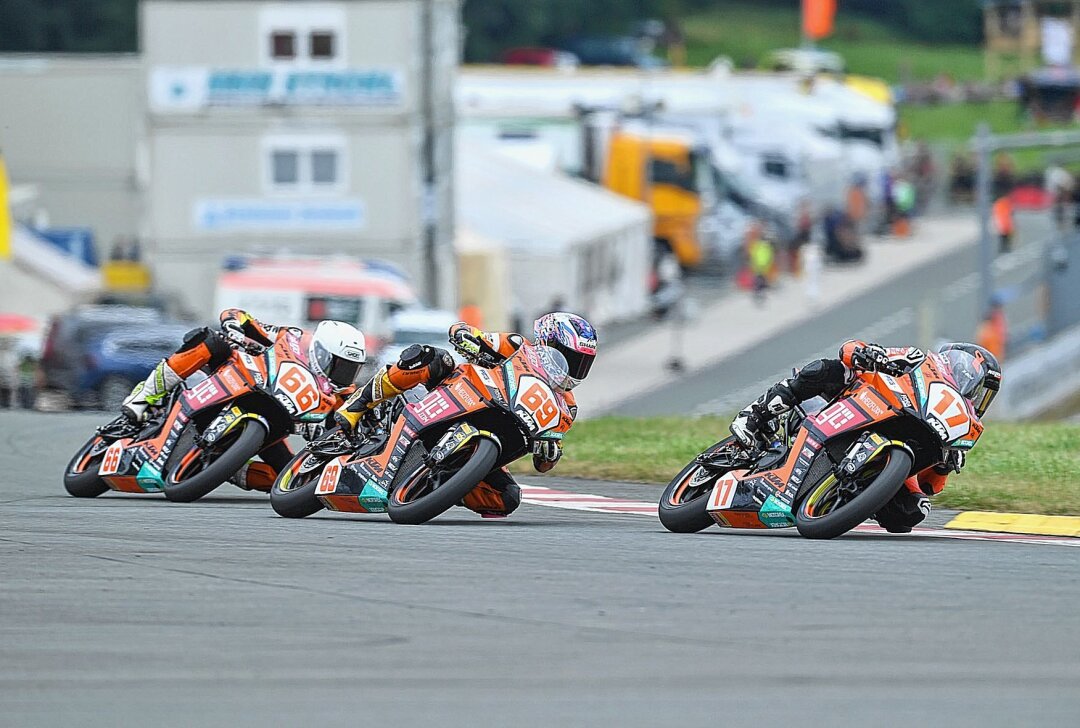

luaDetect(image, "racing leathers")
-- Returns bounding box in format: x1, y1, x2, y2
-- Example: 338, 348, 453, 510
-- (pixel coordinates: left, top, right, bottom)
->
730, 340, 961, 533
334, 323, 574, 517
121, 309, 355, 491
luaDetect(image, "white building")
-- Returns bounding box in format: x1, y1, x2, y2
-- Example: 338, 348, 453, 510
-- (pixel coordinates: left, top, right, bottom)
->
142, 0, 459, 316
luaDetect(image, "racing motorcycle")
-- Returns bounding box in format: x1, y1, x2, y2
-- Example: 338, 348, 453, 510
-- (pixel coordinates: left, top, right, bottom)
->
270, 342, 573, 525
658, 354, 984, 539
63, 329, 341, 503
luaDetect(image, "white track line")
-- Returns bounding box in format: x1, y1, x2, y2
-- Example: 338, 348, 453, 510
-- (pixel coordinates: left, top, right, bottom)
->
520, 484, 1080, 547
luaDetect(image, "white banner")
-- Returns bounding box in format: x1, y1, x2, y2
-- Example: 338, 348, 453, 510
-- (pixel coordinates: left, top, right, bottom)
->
151, 67, 404, 112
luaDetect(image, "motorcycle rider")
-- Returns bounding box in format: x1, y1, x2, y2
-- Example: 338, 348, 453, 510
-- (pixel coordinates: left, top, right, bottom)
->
121, 308, 367, 490
729, 340, 1002, 533
334, 312, 598, 518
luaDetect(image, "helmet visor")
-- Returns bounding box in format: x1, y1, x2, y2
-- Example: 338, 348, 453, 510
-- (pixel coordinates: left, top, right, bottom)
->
941, 349, 997, 415
314, 340, 362, 388
550, 340, 595, 383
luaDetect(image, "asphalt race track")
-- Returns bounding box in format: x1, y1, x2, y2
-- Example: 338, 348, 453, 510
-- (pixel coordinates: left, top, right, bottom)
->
2, 411, 1079, 726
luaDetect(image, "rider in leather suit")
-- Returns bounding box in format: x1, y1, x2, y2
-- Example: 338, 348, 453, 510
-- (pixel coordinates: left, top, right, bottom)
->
334, 313, 597, 517
730, 340, 1001, 533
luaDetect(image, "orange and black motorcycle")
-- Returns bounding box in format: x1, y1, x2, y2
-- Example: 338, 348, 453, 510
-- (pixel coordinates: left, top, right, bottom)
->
659, 353, 985, 539
63, 329, 341, 502
270, 342, 574, 524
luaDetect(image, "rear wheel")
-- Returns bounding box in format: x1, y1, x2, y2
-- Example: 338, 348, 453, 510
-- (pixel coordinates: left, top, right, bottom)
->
658, 437, 739, 533
163, 419, 268, 503
270, 450, 329, 519
63, 435, 110, 498
387, 437, 500, 525
795, 447, 912, 540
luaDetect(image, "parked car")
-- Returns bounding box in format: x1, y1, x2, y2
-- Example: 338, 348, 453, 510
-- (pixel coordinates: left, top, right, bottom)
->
558, 36, 667, 68
84, 325, 193, 410
39, 305, 189, 410
501, 47, 579, 69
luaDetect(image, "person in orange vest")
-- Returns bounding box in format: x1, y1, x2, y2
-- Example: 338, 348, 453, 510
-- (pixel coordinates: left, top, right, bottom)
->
992, 195, 1015, 253
976, 297, 1008, 361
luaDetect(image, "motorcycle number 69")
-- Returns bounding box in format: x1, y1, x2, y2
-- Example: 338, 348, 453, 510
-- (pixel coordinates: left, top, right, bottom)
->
515, 376, 560, 432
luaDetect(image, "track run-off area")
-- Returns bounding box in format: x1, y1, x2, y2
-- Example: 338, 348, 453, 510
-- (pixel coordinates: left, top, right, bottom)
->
2, 411, 1079, 726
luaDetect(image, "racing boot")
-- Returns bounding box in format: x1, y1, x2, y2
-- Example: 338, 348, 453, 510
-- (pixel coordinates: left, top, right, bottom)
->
729, 379, 798, 448
874, 485, 931, 533
228, 461, 277, 492
122, 360, 182, 422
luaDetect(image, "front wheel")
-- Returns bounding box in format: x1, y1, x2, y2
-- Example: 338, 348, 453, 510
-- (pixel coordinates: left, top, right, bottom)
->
163, 419, 268, 503
270, 450, 329, 519
63, 435, 110, 498
387, 437, 500, 525
658, 437, 740, 533
795, 447, 913, 540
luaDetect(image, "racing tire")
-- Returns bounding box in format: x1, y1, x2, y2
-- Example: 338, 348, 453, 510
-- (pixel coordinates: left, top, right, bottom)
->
387, 437, 500, 525
659, 462, 720, 533
795, 447, 912, 540
162, 419, 268, 503
269, 450, 328, 519
63, 435, 110, 498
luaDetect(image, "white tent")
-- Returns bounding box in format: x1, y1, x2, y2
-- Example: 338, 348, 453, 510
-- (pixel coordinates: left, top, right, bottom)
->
456, 142, 652, 330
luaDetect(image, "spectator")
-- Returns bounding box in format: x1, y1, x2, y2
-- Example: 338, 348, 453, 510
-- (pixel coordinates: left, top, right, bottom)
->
992, 153, 1017, 199
912, 142, 936, 214
824, 207, 863, 263
846, 176, 868, 234
789, 200, 813, 275
1045, 158, 1074, 231
747, 232, 775, 305
949, 151, 976, 205
892, 176, 916, 237
976, 298, 1008, 361
992, 195, 1015, 253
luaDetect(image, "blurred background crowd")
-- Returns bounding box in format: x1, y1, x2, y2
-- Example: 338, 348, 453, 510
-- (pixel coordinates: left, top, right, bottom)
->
3, 0, 1080, 421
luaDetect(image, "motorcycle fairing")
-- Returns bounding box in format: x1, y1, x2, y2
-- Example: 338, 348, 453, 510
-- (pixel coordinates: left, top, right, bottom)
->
315, 344, 572, 508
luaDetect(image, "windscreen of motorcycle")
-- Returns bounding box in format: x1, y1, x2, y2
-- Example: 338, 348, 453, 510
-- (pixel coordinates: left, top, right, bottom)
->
533, 346, 571, 391
512, 346, 570, 435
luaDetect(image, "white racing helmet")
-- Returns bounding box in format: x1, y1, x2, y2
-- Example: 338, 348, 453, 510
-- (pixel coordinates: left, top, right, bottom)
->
309, 321, 366, 391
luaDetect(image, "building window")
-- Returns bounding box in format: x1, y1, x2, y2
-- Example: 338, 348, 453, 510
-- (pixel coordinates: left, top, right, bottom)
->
260, 6, 346, 67
309, 31, 336, 60
270, 31, 296, 60
311, 150, 338, 186
272, 150, 300, 186
264, 135, 347, 195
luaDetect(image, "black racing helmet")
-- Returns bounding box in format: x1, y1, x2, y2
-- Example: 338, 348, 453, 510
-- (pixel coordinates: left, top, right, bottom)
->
937, 342, 1002, 417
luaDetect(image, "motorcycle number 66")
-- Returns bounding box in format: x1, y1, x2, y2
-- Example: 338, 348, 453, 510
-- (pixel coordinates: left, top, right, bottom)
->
276, 363, 320, 414
515, 376, 560, 432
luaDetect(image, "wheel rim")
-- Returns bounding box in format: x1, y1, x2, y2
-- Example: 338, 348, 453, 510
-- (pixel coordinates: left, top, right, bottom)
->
170, 429, 244, 483
393, 443, 478, 505
799, 457, 888, 520
668, 465, 719, 506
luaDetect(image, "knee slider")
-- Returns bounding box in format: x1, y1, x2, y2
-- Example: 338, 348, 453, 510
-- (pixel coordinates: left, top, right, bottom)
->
398, 344, 435, 371
203, 330, 234, 369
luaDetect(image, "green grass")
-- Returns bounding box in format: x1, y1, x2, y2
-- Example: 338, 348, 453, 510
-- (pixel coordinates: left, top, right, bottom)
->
681, 5, 984, 83
543, 417, 1080, 516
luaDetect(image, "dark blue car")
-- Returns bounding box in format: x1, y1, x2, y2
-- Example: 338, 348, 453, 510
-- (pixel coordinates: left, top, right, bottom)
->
79, 325, 192, 410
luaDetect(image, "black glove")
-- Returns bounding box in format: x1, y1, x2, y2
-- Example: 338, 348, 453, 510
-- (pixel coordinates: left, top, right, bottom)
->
935, 449, 965, 475
532, 438, 562, 471
222, 320, 265, 355
850, 344, 891, 373
295, 422, 325, 441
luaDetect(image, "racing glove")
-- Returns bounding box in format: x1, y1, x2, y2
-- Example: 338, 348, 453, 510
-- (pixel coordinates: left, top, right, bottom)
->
222, 320, 265, 355
532, 438, 562, 473
295, 421, 325, 442
849, 343, 890, 372
934, 449, 965, 475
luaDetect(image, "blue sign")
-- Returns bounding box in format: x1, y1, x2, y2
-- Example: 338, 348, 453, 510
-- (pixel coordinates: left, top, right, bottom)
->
195, 199, 366, 232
